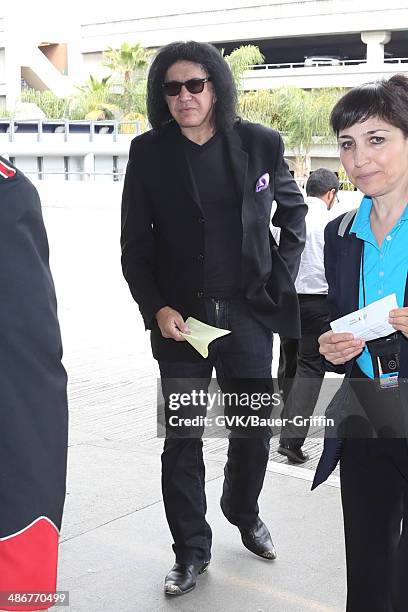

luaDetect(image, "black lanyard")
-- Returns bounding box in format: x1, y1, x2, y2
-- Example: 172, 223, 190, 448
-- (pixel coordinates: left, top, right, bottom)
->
361, 241, 366, 307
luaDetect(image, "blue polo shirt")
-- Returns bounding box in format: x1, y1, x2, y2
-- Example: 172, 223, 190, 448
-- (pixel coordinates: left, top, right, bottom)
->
350, 196, 408, 378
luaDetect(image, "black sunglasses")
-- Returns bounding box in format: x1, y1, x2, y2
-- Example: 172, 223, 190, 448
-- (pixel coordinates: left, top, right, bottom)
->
162, 77, 211, 97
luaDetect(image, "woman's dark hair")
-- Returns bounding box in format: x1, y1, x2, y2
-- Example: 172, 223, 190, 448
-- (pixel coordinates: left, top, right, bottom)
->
147, 41, 238, 131
330, 74, 408, 137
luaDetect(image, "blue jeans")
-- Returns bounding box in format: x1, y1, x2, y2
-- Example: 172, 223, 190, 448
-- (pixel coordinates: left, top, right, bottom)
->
159, 298, 273, 564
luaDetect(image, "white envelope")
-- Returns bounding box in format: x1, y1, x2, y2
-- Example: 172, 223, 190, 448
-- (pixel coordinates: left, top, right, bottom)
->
330, 293, 398, 342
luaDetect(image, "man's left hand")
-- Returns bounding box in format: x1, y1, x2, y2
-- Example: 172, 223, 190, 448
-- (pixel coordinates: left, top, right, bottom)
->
389, 307, 408, 339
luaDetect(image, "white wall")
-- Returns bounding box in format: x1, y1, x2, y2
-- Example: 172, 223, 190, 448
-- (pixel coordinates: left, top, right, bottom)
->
0, 47, 5, 100
80, 1, 408, 51
34, 179, 123, 208
32, 179, 362, 215
243, 61, 408, 90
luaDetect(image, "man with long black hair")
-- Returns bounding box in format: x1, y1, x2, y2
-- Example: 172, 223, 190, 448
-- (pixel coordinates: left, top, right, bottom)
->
121, 40, 307, 596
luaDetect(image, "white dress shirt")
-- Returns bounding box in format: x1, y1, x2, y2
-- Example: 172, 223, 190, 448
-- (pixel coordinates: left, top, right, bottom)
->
294, 196, 332, 294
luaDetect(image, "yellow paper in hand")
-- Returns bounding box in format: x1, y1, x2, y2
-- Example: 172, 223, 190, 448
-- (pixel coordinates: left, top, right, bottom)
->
180, 317, 231, 358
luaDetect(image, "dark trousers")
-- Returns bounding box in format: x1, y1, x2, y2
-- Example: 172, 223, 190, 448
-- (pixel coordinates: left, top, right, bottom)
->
340, 438, 408, 612
277, 335, 298, 403
159, 298, 273, 565
279, 294, 329, 448
339, 365, 408, 612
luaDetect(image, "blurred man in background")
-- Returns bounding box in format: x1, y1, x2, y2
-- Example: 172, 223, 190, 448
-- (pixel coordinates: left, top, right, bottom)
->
278, 168, 339, 463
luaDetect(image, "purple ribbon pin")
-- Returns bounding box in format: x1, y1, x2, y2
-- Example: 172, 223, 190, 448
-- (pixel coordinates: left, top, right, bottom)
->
255, 172, 270, 193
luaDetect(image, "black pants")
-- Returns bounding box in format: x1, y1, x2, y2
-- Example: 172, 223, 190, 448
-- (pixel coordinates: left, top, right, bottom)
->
277, 335, 298, 404
340, 366, 408, 611
159, 298, 273, 565
341, 438, 408, 612
279, 294, 329, 448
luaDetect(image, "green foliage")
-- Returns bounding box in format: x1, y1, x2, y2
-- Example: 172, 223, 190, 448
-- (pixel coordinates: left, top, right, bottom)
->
273, 87, 341, 152
21, 88, 84, 119
338, 165, 355, 191
223, 45, 264, 90
120, 112, 148, 134
103, 42, 151, 82
224, 44, 343, 171
15, 41, 151, 121
238, 89, 284, 130
74, 74, 120, 118
102, 42, 150, 115
0, 106, 12, 118
77, 74, 111, 94
239, 87, 344, 141
121, 79, 147, 116
239, 86, 345, 177
84, 103, 121, 121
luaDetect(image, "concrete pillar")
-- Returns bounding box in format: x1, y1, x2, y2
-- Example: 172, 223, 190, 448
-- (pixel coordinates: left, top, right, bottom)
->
361, 31, 391, 66
4, 16, 22, 111
83, 153, 95, 181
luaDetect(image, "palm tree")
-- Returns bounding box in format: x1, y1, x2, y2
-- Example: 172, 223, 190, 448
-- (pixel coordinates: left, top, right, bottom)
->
238, 89, 284, 130
274, 87, 343, 181
77, 74, 111, 94
103, 42, 151, 83
239, 86, 344, 182
75, 74, 121, 120
103, 42, 150, 116
223, 45, 265, 90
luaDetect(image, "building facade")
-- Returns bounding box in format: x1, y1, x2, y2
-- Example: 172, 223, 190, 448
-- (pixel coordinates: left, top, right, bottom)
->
1, 1, 408, 180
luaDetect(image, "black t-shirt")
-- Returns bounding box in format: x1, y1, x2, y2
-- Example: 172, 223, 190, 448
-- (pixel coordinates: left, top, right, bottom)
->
183, 131, 243, 298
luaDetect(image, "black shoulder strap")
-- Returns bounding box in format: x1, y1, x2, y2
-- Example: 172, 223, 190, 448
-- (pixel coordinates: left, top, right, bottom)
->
337, 208, 357, 238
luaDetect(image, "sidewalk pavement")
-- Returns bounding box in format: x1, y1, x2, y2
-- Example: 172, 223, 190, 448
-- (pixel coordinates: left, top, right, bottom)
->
59, 441, 345, 612
41, 196, 346, 612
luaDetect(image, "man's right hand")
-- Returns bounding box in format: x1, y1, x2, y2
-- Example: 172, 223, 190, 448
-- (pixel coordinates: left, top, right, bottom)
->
318, 330, 365, 365
155, 306, 190, 341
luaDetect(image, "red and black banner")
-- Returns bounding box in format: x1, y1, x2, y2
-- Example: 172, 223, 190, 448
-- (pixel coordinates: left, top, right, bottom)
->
0, 158, 68, 610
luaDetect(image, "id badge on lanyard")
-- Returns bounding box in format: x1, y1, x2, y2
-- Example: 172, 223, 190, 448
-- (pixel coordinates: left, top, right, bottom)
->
361, 243, 400, 390
367, 334, 400, 390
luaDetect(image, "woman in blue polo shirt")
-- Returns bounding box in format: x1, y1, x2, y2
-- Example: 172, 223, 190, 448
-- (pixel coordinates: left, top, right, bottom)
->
317, 75, 408, 612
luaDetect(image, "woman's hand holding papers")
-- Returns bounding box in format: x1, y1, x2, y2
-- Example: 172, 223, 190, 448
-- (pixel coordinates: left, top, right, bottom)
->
155, 306, 190, 341
389, 307, 408, 339
318, 330, 365, 365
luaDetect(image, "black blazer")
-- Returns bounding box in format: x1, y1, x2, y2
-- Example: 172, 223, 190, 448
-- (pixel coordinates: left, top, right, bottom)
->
312, 212, 408, 489
121, 120, 307, 361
